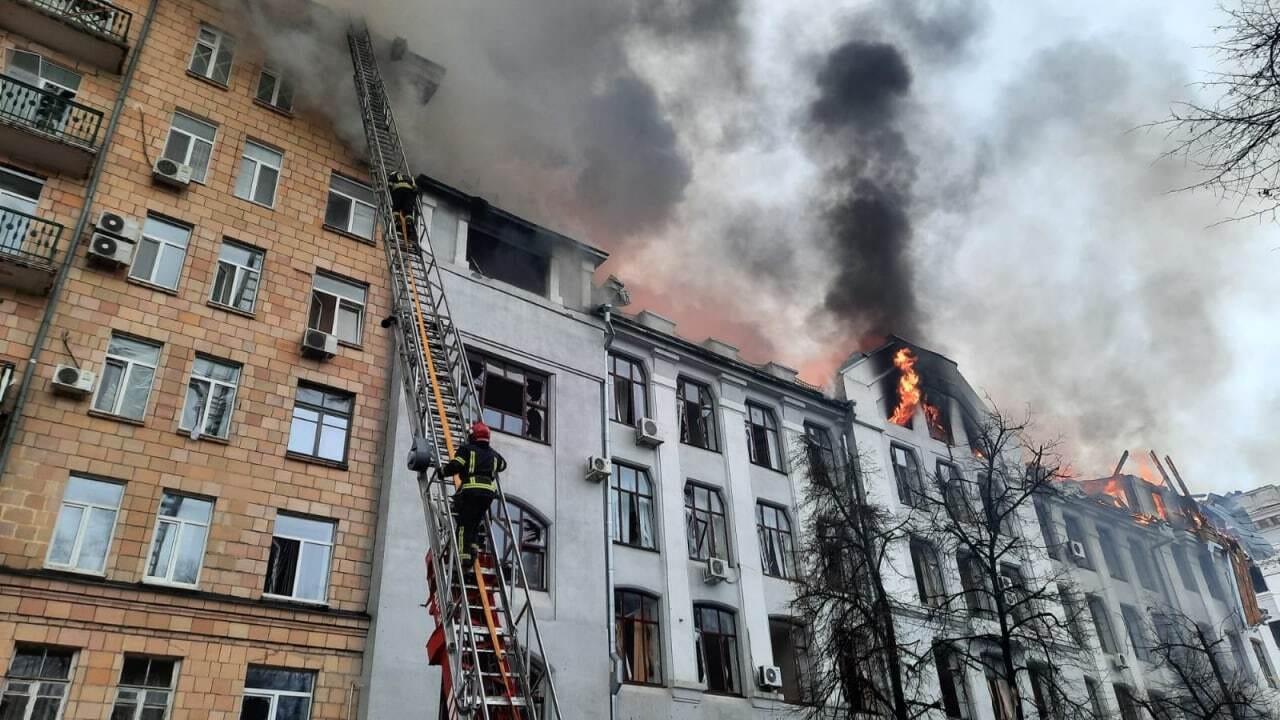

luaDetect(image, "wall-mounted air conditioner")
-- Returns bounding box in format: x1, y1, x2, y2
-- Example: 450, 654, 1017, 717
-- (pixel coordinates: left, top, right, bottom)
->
586, 455, 611, 483
95, 210, 139, 240
86, 231, 136, 268
51, 364, 95, 397
300, 329, 337, 360
704, 556, 731, 584
757, 665, 783, 689
1069, 541, 1088, 561
152, 157, 193, 188
635, 417, 663, 448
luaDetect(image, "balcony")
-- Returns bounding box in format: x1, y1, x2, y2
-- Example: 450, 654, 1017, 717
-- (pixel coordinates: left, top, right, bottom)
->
0, 0, 132, 73
0, 207, 62, 294
0, 75, 103, 177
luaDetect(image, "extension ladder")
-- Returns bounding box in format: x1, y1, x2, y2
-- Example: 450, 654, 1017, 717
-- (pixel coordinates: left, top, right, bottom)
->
347, 24, 564, 720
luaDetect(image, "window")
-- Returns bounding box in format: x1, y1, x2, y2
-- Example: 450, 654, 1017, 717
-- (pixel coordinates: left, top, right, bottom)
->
1200, 549, 1226, 600
468, 353, 548, 442
1097, 527, 1127, 581
770, 619, 815, 705
910, 537, 945, 607
1083, 677, 1106, 718
3, 50, 80, 133
189, 25, 236, 85
1129, 540, 1158, 591
1033, 499, 1059, 557
112, 657, 176, 720
240, 666, 314, 720
890, 444, 923, 506
1086, 595, 1119, 654
1027, 664, 1059, 720
210, 240, 263, 313
1172, 544, 1199, 592
255, 68, 294, 112
160, 112, 216, 183
609, 354, 647, 426
180, 355, 240, 439
1113, 684, 1140, 720
1252, 638, 1277, 688
745, 402, 782, 470
999, 564, 1029, 621
694, 605, 741, 695
611, 463, 655, 550
1, 646, 72, 720
685, 483, 729, 562
933, 646, 971, 719
957, 551, 993, 616
129, 215, 191, 290
983, 656, 1016, 720
615, 590, 661, 686
286, 384, 353, 464
145, 493, 212, 586
1062, 515, 1093, 569
93, 334, 161, 420
677, 377, 718, 451
263, 513, 334, 602
46, 475, 122, 573
757, 503, 796, 580
323, 174, 376, 240
308, 272, 366, 346
465, 227, 549, 296
234, 141, 282, 207
1058, 584, 1089, 646
803, 422, 837, 485
940, 461, 973, 521
1121, 605, 1151, 661
490, 499, 548, 591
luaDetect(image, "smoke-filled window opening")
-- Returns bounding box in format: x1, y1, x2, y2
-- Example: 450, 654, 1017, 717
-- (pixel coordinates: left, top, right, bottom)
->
890, 444, 923, 507
465, 226, 549, 297
1062, 514, 1093, 569
932, 645, 972, 719
676, 377, 719, 452
802, 422, 837, 486
744, 402, 782, 471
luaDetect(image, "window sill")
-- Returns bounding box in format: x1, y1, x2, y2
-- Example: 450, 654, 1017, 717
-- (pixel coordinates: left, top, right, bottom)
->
678, 441, 721, 454
488, 426, 550, 446
284, 451, 348, 471
762, 573, 798, 583
253, 98, 295, 118
175, 427, 230, 445
323, 224, 376, 246
208, 301, 257, 319
87, 409, 146, 426
614, 541, 660, 555
126, 276, 181, 296
702, 691, 744, 699
749, 460, 786, 475
186, 70, 230, 90
234, 195, 277, 211
42, 564, 106, 578
622, 681, 667, 689
336, 338, 364, 351
261, 593, 330, 609
141, 577, 199, 591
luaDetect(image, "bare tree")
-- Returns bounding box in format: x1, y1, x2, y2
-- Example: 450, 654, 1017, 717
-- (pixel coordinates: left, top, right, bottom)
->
1136, 610, 1280, 720
1165, 0, 1280, 217
904, 406, 1101, 720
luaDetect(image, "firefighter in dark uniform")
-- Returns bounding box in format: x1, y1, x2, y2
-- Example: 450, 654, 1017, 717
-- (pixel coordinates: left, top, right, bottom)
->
387, 170, 418, 241
442, 421, 507, 562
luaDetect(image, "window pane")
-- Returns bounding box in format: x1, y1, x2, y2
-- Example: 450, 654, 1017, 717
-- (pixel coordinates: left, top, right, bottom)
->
312, 274, 365, 303
256, 72, 277, 103
239, 695, 270, 720
253, 165, 278, 206
173, 524, 206, 584
76, 506, 116, 571
173, 113, 215, 141
65, 476, 124, 505
130, 238, 160, 283
324, 194, 350, 229
188, 140, 212, 182
244, 142, 281, 166
161, 131, 191, 166
308, 292, 336, 334
120, 365, 155, 419
47, 505, 83, 565
189, 44, 212, 76
234, 158, 255, 199
265, 537, 299, 595
287, 410, 318, 455
108, 335, 161, 365
317, 417, 347, 461
147, 521, 175, 578
29, 696, 61, 720
205, 383, 235, 437
154, 243, 182, 286
296, 543, 329, 601
334, 304, 361, 344
142, 217, 190, 248
351, 202, 376, 239
275, 515, 334, 543
245, 667, 314, 693
276, 696, 310, 720
181, 379, 208, 431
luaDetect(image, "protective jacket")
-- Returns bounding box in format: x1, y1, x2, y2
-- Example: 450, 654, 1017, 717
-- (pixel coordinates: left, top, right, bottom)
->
388, 171, 415, 195
442, 441, 507, 492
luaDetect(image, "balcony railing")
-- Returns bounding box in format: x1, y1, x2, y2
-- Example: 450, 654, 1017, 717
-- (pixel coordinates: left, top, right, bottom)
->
0, 75, 103, 149
16, 0, 132, 44
0, 207, 62, 268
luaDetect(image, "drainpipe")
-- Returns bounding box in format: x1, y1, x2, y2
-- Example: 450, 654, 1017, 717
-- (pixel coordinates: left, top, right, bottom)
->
0, 0, 161, 478
598, 303, 618, 720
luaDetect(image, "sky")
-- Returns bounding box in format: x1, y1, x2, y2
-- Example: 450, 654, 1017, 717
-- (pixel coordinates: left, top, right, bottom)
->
235, 0, 1280, 495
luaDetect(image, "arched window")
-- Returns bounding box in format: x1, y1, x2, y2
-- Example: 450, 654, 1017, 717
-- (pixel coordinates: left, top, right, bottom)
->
612, 463, 656, 550
609, 353, 648, 426
745, 402, 782, 470
489, 498, 548, 591
677, 377, 718, 451
615, 589, 662, 685
757, 503, 796, 579
694, 604, 741, 695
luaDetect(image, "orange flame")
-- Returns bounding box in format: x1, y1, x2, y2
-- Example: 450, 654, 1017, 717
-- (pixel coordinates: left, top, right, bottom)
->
888, 348, 921, 426
1151, 493, 1169, 521
1101, 478, 1128, 509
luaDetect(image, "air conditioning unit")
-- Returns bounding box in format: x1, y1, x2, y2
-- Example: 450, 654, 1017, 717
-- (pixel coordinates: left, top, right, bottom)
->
300, 329, 337, 360
586, 455, 611, 483
757, 665, 783, 689
704, 556, 731, 584
152, 157, 193, 188
86, 231, 136, 268
51, 364, 95, 397
95, 210, 139, 240
1069, 541, 1088, 561
998, 574, 1015, 590
635, 417, 663, 448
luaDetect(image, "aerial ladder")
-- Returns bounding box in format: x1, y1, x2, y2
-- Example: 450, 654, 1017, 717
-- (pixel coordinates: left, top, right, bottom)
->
346, 24, 564, 720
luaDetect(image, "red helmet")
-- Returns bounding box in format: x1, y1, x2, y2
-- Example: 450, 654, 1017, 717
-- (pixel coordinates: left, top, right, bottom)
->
469, 421, 491, 443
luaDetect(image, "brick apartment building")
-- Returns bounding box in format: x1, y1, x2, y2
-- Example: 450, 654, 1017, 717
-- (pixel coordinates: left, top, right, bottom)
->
0, 0, 397, 717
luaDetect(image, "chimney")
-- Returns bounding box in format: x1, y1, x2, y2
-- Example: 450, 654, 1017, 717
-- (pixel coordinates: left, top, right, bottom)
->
636, 310, 677, 336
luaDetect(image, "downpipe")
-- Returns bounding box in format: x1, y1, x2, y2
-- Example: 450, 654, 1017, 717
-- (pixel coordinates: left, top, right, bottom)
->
599, 303, 618, 720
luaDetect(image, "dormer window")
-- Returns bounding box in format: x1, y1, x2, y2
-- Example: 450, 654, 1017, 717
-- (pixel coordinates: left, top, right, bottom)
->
466, 227, 549, 297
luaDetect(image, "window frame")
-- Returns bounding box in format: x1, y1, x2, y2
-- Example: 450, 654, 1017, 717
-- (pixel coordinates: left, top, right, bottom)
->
143, 492, 212, 588
92, 333, 161, 420
1096, 527, 1128, 582
1128, 539, 1158, 591
490, 498, 549, 592
159, 111, 216, 183
745, 401, 783, 471
263, 512, 336, 604
1086, 595, 1119, 654
45, 475, 123, 575
188, 24, 236, 86
2, 645, 74, 720
756, 502, 796, 580
468, 351, 550, 443
933, 645, 972, 719
684, 482, 730, 563
128, 214, 192, 291
1120, 604, 1151, 661
307, 271, 367, 347
608, 353, 648, 427
611, 462, 657, 551
890, 443, 923, 507
694, 604, 742, 696
910, 536, 946, 607
1252, 638, 1277, 689
769, 618, 816, 706
234, 139, 283, 208
111, 656, 177, 720
240, 666, 315, 720
676, 376, 719, 452
802, 422, 837, 485
209, 239, 264, 314
614, 589, 663, 687
285, 382, 354, 466
957, 551, 994, 617
179, 354, 241, 440
323, 173, 376, 241
254, 67, 294, 113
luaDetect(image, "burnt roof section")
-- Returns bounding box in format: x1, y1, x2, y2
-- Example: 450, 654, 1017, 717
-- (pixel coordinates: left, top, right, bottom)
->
844, 335, 987, 434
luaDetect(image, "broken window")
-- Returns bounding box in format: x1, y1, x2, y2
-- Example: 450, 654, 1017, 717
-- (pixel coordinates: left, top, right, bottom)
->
694, 604, 741, 695
466, 227, 549, 296
611, 462, 655, 550
983, 656, 1017, 720
112, 657, 176, 720
940, 461, 973, 522
745, 402, 782, 471
769, 619, 815, 705
489, 498, 548, 591
263, 513, 334, 602
308, 271, 366, 345
685, 482, 729, 562
803, 422, 837, 485
890, 444, 923, 507
933, 645, 971, 719
469, 353, 549, 442
957, 551, 994, 617
615, 590, 662, 685
608, 353, 647, 426
677, 377, 718, 451
910, 537, 945, 607
756, 503, 796, 579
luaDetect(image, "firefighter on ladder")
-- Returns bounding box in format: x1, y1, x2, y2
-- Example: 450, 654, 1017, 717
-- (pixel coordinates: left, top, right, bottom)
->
441, 421, 506, 563
387, 170, 429, 246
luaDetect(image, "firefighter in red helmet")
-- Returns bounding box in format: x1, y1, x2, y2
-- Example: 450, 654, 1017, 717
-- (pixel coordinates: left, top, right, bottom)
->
441, 421, 506, 562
